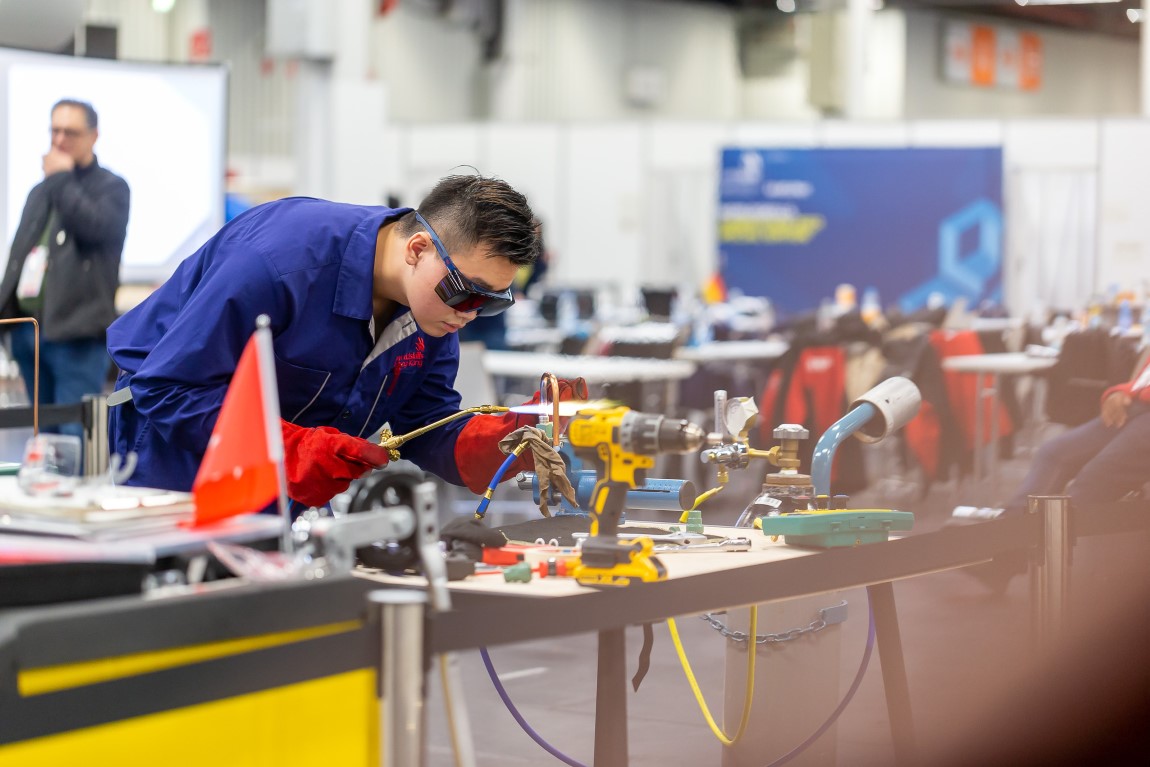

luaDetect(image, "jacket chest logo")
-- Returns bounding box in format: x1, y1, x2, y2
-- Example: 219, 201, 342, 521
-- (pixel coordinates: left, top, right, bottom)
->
387, 337, 425, 394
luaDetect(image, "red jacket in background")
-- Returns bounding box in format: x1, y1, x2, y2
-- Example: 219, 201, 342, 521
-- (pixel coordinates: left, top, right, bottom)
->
928, 329, 1014, 451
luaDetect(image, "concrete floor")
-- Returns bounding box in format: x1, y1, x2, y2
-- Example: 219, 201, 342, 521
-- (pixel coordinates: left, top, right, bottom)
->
422, 444, 1150, 767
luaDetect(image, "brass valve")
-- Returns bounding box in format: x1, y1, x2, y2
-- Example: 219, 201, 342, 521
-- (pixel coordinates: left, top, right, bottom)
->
764, 424, 809, 474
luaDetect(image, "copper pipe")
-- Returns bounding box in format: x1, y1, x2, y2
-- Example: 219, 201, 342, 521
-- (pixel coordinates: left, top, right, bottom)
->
0, 317, 39, 435
538, 371, 560, 446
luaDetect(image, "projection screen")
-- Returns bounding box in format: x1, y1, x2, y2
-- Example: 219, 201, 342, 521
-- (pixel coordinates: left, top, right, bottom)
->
0, 47, 227, 284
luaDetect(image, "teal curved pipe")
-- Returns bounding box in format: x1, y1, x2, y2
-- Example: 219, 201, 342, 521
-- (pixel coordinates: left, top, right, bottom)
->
811, 402, 878, 497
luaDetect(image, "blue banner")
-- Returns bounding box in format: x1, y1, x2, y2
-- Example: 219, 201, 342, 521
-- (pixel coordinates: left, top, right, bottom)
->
718, 147, 1003, 318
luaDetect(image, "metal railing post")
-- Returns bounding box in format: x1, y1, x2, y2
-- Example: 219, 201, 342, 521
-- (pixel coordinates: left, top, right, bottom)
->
82, 394, 109, 477
1028, 495, 1071, 653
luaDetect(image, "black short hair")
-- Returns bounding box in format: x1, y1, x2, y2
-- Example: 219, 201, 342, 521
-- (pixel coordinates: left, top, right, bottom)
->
401, 174, 539, 267
51, 99, 98, 130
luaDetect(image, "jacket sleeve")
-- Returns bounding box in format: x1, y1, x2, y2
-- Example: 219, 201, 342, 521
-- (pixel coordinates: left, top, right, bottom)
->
43, 169, 130, 247
1102, 358, 1150, 405
127, 242, 283, 455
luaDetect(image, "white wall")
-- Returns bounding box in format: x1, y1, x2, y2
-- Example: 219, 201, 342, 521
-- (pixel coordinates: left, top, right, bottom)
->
741, 14, 823, 121
85, 0, 171, 62
1002, 120, 1100, 318
903, 10, 1140, 119
490, 0, 741, 122
378, 117, 1150, 318
807, 8, 906, 119
371, 2, 485, 123
1097, 120, 1150, 297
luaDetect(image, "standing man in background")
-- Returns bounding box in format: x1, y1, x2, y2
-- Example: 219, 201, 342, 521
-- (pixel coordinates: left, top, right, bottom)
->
0, 99, 130, 438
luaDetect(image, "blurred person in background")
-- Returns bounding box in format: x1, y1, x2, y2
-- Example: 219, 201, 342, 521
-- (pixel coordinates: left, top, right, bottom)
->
0, 99, 130, 439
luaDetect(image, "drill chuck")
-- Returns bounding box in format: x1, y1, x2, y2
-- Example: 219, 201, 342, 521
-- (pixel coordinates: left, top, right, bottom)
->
619, 411, 705, 455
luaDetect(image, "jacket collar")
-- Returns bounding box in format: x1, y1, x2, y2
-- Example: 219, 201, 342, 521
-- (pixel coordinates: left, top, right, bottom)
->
333, 206, 410, 320
75, 155, 100, 179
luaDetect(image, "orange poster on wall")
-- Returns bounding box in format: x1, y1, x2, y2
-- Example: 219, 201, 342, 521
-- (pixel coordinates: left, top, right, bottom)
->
970, 26, 996, 87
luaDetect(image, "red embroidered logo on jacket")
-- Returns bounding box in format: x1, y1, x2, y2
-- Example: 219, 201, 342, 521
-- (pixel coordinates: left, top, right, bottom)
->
387, 337, 426, 394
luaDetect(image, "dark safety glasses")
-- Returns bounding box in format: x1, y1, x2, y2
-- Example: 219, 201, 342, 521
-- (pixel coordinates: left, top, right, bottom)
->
414, 211, 516, 317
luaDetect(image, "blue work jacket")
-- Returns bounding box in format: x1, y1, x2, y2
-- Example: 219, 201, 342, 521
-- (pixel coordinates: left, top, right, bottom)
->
107, 197, 468, 492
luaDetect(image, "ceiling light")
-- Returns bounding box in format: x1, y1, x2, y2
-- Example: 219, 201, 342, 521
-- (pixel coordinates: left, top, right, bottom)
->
152, 0, 176, 13
776, 0, 796, 12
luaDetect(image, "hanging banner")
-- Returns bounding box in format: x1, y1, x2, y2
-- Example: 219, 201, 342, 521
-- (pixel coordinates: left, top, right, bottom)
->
943, 22, 1042, 91
717, 147, 1004, 317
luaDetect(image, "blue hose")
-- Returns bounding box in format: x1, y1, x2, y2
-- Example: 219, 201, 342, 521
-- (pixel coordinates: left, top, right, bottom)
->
479, 598, 876, 767
474, 451, 521, 519
764, 595, 876, 766
480, 647, 588, 767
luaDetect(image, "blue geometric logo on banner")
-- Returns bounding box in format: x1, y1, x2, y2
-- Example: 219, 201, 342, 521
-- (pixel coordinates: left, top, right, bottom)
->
716, 147, 1003, 317
899, 198, 1002, 313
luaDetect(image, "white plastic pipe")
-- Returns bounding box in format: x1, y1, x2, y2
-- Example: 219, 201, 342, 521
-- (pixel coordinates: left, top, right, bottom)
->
849, 375, 922, 443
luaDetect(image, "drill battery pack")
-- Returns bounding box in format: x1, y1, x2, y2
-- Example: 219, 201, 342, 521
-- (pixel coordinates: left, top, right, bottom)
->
758, 509, 914, 548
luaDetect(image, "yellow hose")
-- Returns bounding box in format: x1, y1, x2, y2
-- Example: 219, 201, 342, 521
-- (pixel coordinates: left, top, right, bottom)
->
666, 605, 757, 746
678, 483, 725, 524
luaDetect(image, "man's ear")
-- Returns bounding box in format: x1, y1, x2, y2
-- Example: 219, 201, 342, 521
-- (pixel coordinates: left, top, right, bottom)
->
404, 232, 429, 266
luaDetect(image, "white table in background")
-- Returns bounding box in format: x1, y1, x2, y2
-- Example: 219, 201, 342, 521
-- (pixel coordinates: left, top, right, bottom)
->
483, 350, 696, 384
941, 352, 1058, 495
596, 322, 681, 345
674, 338, 789, 364
482, 350, 697, 412
503, 326, 567, 352
674, 338, 790, 402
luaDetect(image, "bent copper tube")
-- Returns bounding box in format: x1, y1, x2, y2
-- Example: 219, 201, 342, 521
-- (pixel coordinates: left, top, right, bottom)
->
538, 371, 560, 446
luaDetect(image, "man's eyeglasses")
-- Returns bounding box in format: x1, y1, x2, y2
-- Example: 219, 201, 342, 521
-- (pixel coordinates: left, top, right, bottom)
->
414, 211, 515, 317
50, 127, 89, 140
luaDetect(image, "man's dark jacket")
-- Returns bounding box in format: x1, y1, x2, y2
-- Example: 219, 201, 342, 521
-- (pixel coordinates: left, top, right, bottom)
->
0, 158, 130, 341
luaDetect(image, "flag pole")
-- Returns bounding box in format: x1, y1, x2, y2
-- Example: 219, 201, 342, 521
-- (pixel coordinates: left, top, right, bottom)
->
253, 314, 293, 552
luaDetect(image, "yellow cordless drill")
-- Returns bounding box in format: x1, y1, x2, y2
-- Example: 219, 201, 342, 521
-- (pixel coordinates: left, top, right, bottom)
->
566, 406, 705, 586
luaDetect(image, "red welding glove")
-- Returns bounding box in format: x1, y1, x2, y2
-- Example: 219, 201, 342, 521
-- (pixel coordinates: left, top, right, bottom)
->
281, 419, 391, 507
454, 378, 588, 494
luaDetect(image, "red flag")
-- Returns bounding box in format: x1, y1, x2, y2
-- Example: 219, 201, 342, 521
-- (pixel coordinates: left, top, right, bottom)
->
192, 322, 286, 526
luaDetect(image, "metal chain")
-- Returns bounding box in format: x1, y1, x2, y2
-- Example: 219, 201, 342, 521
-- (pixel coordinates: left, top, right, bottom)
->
700, 600, 848, 646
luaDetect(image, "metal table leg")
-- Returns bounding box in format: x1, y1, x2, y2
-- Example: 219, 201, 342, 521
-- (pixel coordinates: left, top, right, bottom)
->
594, 627, 629, 767
972, 371, 984, 484
867, 581, 916, 766
987, 371, 1001, 499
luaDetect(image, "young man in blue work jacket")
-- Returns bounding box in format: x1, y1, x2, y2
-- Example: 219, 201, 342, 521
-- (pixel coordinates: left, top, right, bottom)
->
107, 174, 565, 508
